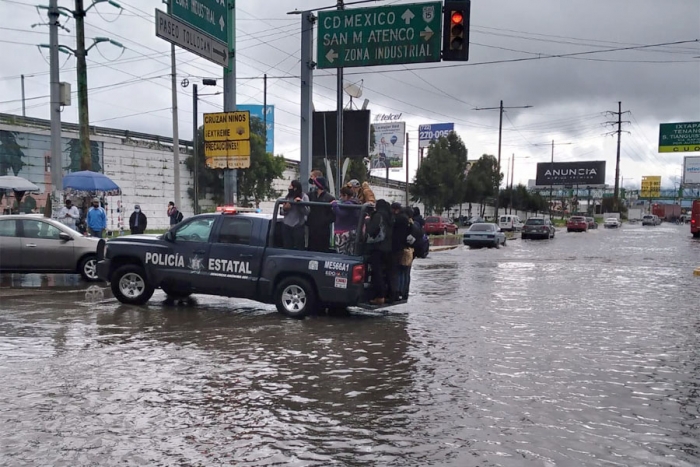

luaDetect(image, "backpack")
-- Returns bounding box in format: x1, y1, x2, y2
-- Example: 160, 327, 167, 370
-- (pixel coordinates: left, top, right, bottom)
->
176, 210, 184, 223
409, 221, 429, 258
366, 213, 386, 244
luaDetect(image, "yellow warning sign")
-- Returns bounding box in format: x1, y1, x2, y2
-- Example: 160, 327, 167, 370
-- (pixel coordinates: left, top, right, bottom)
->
203, 111, 251, 141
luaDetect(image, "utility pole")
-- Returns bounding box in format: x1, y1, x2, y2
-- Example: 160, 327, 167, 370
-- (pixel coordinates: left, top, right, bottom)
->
74, 0, 91, 171
263, 73, 268, 149
605, 101, 630, 211
21, 75, 26, 117
48, 0, 62, 192
70, 0, 122, 171
296, 10, 315, 193
166, 0, 181, 209
405, 132, 410, 206
223, 0, 237, 205
475, 101, 532, 218
509, 153, 515, 214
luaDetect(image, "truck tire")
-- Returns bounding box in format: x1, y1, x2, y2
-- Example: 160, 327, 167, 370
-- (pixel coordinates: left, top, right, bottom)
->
79, 255, 100, 282
275, 277, 316, 319
111, 264, 154, 305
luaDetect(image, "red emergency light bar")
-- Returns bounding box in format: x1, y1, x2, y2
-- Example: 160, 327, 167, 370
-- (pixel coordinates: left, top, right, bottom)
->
215, 206, 262, 214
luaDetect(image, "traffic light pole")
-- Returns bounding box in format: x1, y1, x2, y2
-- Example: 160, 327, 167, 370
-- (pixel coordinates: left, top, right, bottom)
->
48, 0, 63, 192
223, 0, 237, 205
298, 11, 315, 193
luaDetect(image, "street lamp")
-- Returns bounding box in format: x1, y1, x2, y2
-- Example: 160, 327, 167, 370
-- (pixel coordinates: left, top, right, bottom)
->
189, 79, 220, 214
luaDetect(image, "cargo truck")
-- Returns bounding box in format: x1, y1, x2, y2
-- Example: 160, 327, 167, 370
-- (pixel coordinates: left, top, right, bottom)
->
651, 203, 681, 222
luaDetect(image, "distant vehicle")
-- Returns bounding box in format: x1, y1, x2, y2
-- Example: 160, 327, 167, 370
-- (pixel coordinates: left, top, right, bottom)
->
585, 217, 598, 230
463, 216, 484, 226
498, 214, 524, 232
678, 214, 692, 224
0, 215, 101, 281
424, 216, 459, 235
603, 218, 622, 229
691, 200, 700, 238
566, 216, 588, 233
463, 223, 507, 248
652, 203, 681, 222
627, 208, 643, 221
521, 217, 555, 240
642, 214, 661, 226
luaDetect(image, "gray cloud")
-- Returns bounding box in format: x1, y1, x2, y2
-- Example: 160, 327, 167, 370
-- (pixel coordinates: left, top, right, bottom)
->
0, 0, 698, 187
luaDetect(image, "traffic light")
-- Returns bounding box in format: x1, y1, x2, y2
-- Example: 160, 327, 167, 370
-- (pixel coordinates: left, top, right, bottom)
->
442, 0, 471, 61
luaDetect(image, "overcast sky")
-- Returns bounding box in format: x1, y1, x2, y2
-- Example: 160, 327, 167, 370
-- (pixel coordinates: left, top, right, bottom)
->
1, 0, 698, 189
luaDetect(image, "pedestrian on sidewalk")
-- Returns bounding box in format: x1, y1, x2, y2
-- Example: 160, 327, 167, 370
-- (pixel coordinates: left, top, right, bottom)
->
87, 198, 107, 238
58, 199, 80, 231
167, 201, 182, 226
129, 204, 147, 235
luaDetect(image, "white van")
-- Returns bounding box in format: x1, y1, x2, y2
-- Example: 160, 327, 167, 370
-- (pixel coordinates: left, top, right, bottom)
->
498, 215, 524, 232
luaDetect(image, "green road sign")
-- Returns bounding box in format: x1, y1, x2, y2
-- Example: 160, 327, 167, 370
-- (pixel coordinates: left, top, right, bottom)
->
658, 122, 700, 153
317, 1, 442, 69
172, 0, 228, 44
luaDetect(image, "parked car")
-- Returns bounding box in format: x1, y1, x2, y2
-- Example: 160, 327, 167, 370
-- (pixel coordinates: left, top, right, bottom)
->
463, 223, 507, 248
424, 216, 459, 235
498, 214, 524, 232
642, 214, 661, 226
0, 215, 101, 281
585, 217, 598, 229
521, 217, 555, 240
603, 218, 622, 228
566, 216, 588, 233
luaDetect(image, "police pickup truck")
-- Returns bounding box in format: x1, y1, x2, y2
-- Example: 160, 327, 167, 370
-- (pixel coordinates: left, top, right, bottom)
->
97, 203, 389, 318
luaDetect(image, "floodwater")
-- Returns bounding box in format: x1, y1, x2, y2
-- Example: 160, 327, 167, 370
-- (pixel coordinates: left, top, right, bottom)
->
1, 223, 699, 466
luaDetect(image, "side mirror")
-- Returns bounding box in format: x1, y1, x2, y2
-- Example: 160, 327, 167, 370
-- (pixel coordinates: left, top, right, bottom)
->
59, 232, 73, 241
164, 231, 175, 242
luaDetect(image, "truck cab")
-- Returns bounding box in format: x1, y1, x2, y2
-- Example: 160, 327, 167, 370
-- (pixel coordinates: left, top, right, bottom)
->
98, 202, 401, 318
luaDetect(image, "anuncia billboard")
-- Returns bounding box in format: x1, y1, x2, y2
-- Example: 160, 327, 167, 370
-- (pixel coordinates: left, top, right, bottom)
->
535, 161, 606, 187
683, 156, 700, 185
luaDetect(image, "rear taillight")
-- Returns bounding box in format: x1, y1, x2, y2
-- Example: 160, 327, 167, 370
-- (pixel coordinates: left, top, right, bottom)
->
692, 219, 696, 225
352, 264, 365, 284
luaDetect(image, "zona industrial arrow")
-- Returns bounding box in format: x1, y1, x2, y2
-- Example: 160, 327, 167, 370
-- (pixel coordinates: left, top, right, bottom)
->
420, 26, 434, 41
326, 49, 339, 63
401, 9, 415, 25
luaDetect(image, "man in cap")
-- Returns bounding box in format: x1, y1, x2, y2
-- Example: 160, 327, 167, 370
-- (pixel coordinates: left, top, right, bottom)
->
86, 198, 107, 238
58, 198, 80, 231
129, 204, 147, 235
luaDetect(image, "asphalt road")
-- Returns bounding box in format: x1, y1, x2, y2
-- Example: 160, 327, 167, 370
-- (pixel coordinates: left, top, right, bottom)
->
1, 222, 699, 466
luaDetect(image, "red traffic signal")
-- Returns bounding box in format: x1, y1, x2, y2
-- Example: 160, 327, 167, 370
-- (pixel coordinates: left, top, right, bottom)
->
442, 1, 471, 62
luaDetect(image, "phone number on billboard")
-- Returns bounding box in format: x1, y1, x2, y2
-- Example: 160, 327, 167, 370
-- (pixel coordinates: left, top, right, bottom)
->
419, 130, 451, 140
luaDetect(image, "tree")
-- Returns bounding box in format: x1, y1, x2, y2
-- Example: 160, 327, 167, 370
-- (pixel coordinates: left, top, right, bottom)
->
463, 154, 502, 217
186, 116, 285, 209
0, 130, 26, 176
410, 132, 468, 214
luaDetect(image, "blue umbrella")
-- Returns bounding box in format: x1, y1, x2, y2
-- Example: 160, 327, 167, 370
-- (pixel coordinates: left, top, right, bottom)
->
63, 171, 120, 193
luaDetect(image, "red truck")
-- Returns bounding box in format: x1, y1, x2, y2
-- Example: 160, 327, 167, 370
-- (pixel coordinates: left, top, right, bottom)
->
691, 200, 700, 238
651, 203, 681, 222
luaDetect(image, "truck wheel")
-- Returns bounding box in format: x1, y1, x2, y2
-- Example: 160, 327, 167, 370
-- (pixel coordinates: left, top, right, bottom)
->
275, 277, 316, 319
79, 255, 100, 282
111, 264, 154, 305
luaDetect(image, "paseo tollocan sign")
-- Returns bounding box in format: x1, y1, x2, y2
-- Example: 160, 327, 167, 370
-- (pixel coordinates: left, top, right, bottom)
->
535, 161, 606, 187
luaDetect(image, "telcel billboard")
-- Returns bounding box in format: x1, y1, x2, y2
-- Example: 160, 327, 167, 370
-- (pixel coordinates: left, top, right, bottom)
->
683, 156, 700, 186
535, 161, 606, 187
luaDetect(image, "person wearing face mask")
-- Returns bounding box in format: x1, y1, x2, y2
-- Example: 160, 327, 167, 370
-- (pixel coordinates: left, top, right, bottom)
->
129, 204, 147, 235
282, 180, 310, 250
86, 198, 107, 238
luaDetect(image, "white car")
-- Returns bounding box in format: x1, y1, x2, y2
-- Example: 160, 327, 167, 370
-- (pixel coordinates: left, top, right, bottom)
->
603, 218, 621, 228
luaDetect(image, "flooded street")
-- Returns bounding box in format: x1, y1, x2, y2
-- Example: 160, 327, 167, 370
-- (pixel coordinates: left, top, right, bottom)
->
1, 223, 699, 466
